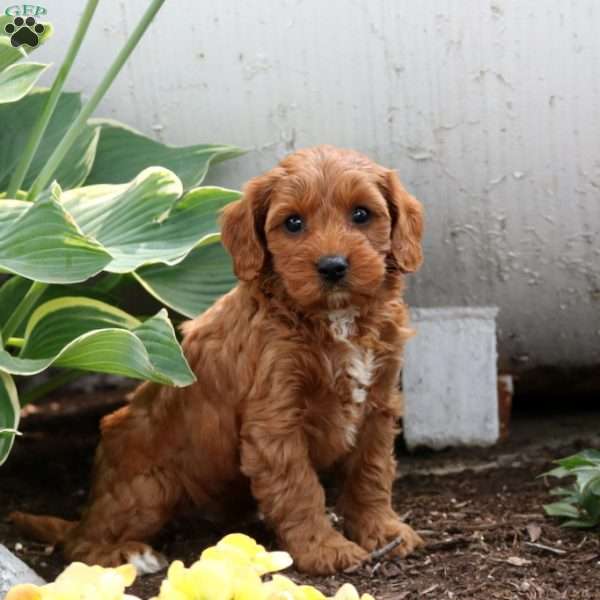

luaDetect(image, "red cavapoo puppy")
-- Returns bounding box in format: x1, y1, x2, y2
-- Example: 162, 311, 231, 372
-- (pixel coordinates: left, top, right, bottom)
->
11, 145, 425, 575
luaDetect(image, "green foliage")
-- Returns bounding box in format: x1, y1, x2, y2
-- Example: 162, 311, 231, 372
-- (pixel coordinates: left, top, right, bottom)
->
543, 449, 600, 528
86, 120, 244, 191
0, 0, 241, 464
0, 62, 48, 104
0, 90, 100, 190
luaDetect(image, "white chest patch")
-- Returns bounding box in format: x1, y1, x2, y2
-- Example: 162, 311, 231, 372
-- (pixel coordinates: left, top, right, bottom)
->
328, 307, 359, 339
328, 308, 376, 405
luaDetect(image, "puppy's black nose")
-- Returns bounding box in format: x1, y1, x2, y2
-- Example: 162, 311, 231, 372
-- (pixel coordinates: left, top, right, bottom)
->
317, 255, 348, 282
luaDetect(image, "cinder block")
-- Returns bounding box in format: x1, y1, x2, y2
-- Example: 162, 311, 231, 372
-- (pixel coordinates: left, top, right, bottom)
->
0, 544, 45, 596
403, 307, 499, 450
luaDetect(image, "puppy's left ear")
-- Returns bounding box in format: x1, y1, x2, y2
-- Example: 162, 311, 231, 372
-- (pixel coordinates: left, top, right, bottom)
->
220, 168, 283, 281
379, 169, 424, 273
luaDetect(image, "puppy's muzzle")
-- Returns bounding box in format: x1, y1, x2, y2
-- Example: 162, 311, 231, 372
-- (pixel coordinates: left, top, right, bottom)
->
317, 255, 348, 283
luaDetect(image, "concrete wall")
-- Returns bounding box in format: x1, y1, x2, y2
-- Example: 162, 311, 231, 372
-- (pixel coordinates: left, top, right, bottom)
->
34, 0, 600, 370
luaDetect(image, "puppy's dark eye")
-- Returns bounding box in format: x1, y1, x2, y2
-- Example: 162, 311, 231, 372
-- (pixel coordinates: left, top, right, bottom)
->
351, 206, 370, 224
284, 214, 304, 233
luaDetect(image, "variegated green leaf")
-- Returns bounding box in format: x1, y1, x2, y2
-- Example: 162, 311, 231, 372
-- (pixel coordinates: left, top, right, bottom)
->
0, 197, 111, 283
86, 119, 245, 190
135, 239, 237, 318
0, 371, 19, 465
0, 89, 99, 191
0, 62, 49, 104
62, 169, 240, 272
0, 297, 194, 386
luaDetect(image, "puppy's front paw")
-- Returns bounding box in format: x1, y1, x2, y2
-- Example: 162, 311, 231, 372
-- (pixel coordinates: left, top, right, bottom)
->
291, 530, 368, 574
348, 512, 424, 558
125, 545, 169, 575
72, 541, 168, 574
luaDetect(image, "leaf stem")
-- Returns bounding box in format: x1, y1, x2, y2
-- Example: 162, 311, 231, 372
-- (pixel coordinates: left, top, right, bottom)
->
2, 280, 47, 343
5, 337, 24, 348
6, 0, 100, 199
27, 0, 166, 201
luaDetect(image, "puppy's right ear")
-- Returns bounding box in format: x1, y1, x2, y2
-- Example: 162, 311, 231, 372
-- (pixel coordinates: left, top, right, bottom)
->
220, 168, 283, 281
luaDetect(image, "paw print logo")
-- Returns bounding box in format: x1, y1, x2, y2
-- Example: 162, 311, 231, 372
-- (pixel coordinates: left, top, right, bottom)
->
4, 16, 45, 48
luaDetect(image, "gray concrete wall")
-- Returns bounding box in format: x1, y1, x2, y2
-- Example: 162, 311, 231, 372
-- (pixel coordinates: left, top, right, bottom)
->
33, 0, 600, 370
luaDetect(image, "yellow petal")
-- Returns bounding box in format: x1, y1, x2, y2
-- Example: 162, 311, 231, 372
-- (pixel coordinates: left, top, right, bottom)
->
253, 551, 293, 575
200, 545, 250, 569
266, 593, 295, 600
332, 583, 360, 600
189, 558, 234, 600
217, 534, 261, 558
115, 564, 137, 587
4, 584, 42, 600
156, 579, 187, 600
231, 565, 265, 600
298, 585, 327, 600
263, 574, 297, 593
55, 562, 100, 587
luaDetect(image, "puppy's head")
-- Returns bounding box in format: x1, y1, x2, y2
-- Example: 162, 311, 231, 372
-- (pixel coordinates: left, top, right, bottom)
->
221, 146, 423, 310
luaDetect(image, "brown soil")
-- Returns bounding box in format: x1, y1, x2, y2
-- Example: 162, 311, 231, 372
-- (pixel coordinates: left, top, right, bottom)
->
1, 387, 599, 600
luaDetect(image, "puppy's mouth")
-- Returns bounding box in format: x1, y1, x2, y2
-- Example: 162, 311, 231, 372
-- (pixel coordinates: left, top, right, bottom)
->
324, 285, 352, 309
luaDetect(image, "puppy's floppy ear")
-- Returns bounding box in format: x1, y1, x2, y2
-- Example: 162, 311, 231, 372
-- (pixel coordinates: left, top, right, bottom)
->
220, 168, 283, 281
379, 169, 424, 273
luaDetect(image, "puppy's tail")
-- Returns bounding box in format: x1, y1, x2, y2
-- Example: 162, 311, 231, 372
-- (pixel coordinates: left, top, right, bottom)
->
9, 511, 78, 545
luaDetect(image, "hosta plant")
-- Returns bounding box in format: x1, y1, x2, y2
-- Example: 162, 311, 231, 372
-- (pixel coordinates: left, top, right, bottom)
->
0, 0, 241, 465
543, 449, 600, 528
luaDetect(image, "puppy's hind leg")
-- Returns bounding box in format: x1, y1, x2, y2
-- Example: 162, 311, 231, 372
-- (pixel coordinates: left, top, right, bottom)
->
63, 400, 185, 573
63, 454, 183, 573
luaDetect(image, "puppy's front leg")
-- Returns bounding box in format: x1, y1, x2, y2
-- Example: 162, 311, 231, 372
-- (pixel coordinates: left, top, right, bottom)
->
337, 395, 424, 558
241, 408, 367, 574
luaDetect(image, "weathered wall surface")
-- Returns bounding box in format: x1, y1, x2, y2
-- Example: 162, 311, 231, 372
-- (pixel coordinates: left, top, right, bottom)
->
36, 0, 600, 370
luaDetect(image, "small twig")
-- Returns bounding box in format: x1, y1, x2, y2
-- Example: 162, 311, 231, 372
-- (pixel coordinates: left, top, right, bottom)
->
524, 541, 567, 555
421, 584, 439, 595
371, 536, 405, 561
426, 536, 472, 551
344, 536, 404, 573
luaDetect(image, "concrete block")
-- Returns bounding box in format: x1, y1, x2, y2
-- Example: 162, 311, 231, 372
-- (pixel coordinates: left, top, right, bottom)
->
0, 544, 45, 597
403, 307, 499, 450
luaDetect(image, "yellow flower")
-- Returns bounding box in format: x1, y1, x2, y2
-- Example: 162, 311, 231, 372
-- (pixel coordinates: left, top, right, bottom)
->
200, 534, 292, 576
155, 559, 233, 600
6, 535, 376, 600
154, 552, 267, 600
262, 574, 326, 600
5, 584, 42, 600
5, 563, 138, 600
330, 583, 375, 600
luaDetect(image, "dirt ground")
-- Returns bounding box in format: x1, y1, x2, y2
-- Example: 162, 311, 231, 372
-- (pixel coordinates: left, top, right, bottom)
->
1, 385, 599, 600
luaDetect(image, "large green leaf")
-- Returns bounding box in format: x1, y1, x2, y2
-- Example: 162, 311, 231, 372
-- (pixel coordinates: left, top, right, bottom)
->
0, 371, 19, 465
86, 119, 245, 190
0, 62, 48, 104
0, 197, 111, 283
543, 501, 581, 519
557, 451, 600, 470
0, 35, 25, 71
62, 169, 240, 272
0, 89, 100, 191
0, 297, 195, 386
0, 275, 32, 330
0, 274, 135, 337
135, 239, 237, 318
0, 17, 53, 71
